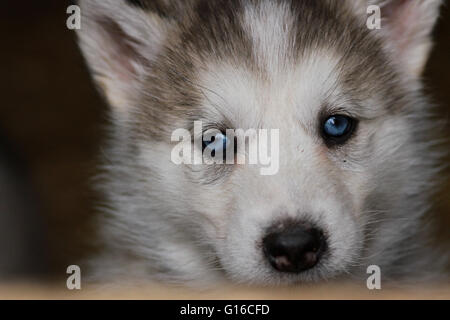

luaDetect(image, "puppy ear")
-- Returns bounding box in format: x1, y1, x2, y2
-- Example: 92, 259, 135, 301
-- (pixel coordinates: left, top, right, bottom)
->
77, 0, 168, 113
370, 0, 442, 77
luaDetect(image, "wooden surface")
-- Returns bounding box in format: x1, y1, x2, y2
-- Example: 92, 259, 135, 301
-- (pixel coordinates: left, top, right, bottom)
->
0, 283, 449, 300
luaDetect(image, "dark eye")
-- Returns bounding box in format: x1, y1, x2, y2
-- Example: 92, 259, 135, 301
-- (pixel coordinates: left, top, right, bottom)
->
322, 115, 356, 144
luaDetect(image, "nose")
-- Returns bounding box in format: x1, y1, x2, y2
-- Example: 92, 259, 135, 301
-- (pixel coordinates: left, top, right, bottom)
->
263, 223, 326, 273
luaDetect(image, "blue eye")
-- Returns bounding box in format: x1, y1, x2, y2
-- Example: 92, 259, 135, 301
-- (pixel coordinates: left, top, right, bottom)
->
203, 132, 229, 155
323, 115, 355, 141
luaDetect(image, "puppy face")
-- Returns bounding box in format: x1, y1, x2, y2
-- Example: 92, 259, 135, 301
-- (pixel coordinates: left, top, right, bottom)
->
78, 0, 442, 284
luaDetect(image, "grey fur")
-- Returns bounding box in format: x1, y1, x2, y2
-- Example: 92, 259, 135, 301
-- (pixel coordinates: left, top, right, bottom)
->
77, 0, 448, 286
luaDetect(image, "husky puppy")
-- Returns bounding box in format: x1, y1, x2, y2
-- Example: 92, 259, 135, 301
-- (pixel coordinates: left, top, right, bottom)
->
77, 0, 447, 286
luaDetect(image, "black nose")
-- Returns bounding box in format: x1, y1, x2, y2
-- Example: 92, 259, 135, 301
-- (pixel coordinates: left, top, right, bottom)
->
263, 224, 326, 273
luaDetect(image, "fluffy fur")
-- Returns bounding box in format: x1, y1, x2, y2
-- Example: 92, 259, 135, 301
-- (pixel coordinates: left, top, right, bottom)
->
77, 0, 448, 286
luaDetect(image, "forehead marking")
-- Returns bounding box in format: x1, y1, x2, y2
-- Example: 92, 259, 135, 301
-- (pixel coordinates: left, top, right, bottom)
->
242, 0, 296, 76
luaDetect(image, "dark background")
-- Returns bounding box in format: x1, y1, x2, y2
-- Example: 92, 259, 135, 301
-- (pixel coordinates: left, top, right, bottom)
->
0, 1, 448, 278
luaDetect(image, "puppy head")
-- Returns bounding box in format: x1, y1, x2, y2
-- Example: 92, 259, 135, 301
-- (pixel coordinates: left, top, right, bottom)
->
78, 0, 442, 284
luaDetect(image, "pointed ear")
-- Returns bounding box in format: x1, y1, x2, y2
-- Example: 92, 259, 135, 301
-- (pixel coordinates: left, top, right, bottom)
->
77, 0, 168, 113
371, 0, 442, 77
